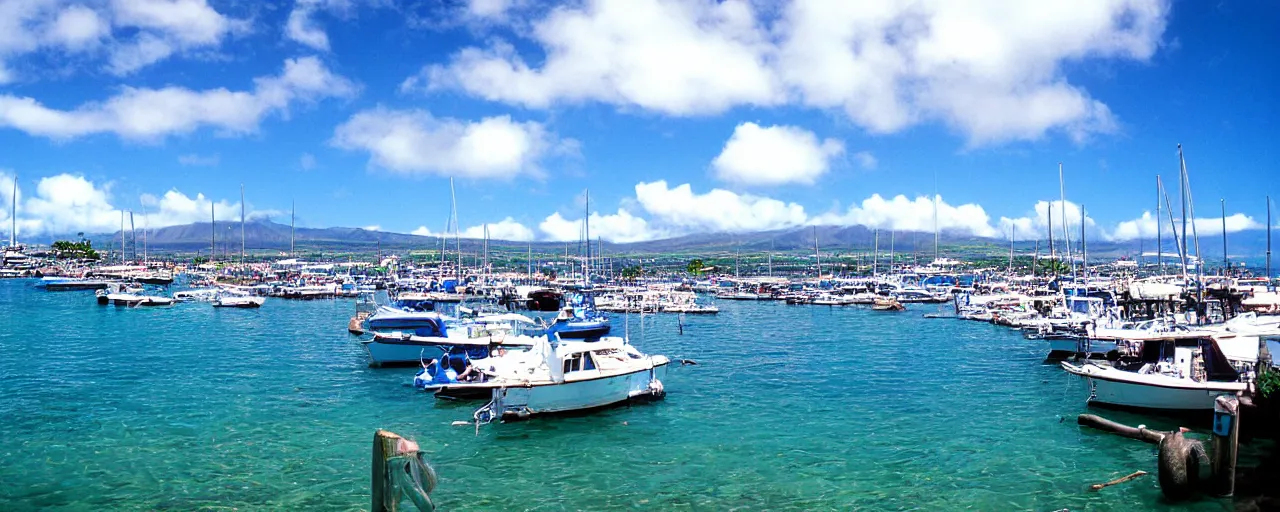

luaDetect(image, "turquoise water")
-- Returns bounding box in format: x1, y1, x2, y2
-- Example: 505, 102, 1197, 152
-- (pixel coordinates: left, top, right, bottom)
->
0, 279, 1247, 510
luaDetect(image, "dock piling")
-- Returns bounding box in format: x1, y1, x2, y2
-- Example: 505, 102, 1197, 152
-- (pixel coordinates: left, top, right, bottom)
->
372, 430, 436, 512
1212, 395, 1240, 496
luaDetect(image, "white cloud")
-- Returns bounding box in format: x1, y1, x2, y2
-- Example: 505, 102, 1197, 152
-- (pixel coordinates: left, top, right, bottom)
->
411, 217, 536, 241
107, 0, 248, 75
424, 0, 1168, 144
539, 210, 655, 244
332, 107, 567, 179
636, 180, 808, 234
48, 5, 109, 50
467, 0, 513, 19
1111, 211, 1262, 242
413, 0, 782, 115
299, 152, 317, 170
711, 122, 844, 186
138, 188, 255, 228
178, 153, 219, 166
285, 0, 330, 51
815, 194, 998, 237
0, 56, 355, 141
996, 199, 1104, 242
852, 151, 877, 170
362, 224, 380, 231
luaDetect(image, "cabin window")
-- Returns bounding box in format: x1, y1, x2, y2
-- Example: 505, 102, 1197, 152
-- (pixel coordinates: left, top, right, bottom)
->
583, 353, 597, 371
563, 354, 583, 373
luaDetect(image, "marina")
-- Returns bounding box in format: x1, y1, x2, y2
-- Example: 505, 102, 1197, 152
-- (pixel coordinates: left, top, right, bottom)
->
1, 1, 1277, 509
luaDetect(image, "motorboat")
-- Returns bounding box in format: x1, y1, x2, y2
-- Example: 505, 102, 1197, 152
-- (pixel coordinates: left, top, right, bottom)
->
471, 335, 669, 423
872, 298, 905, 311
1060, 333, 1260, 410
173, 288, 221, 302
361, 313, 539, 366
546, 296, 611, 339
213, 293, 266, 308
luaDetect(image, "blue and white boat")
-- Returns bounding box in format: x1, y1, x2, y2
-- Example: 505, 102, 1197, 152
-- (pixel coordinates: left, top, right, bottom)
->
361, 312, 540, 366
546, 294, 611, 339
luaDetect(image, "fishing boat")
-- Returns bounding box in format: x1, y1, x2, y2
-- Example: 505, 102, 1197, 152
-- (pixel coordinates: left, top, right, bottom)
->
472, 335, 669, 423
1060, 333, 1259, 410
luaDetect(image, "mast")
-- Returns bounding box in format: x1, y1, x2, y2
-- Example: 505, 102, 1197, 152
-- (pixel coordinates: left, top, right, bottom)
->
141, 203, 148, 264
889, 229, 895, 273
814, 226, 820, 278
1080, 206, 1087, 281
240, 184, 245, 262
1178, 145, 1188, 269
1161, 182, 1187, 282
483, 224, 489, 275
1157, 175, 1164, 275
584, 189, 590, 282
1033, 239, 1039, 277
1008, 224, 1015, 274
527, 241, 532, 279
119, 210, 125, 263
128, 210, 135, 262
1048, 204, 1055, 277
210, 201, 215, 262
873, 228, 879, 277
450, 178, 460, 283
290, 200, 295, 257
1181, 146, 1203, 291
1059, 162, 1074, 276
932, 193, 940, 262
1267, 196, 1272, 289
1221, 199, 1228, 276
8, 173, 15, 247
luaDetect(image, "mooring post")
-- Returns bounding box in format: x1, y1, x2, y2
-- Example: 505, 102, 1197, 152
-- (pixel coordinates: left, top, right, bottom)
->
1212, 394, 1240, 496
372, 430, 435, 512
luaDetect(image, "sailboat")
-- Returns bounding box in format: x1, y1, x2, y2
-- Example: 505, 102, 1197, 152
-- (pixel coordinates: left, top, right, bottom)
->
547, 190, 612, 339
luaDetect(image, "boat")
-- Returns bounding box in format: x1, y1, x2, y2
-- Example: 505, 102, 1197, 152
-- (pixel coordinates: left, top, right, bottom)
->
213, 293, 266, 308
96, 283, 142, 304
102, 292, 175, 307
361, 313, 539, 366
1060, 333, 1259, 410
37, 276, 111, 291
173, 288, 222, 302
471, 335, 669, 423
546, 295, 612, 339
872, 298, 905, 311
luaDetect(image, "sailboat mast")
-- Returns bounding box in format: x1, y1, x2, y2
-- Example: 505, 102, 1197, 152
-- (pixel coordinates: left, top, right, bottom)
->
128, 211, 135, 262
933, 193, 939, 262
483, 224, 489, 275
8, 174, 15, 247
1080, 206, 1087, 281
1008, 225, 1015, 274
873, 228, 879, 277
1267, 196, 1272, 288
1157, 176, 1164, 275
449, 177, 460, 283
290, 200, 295, 257
584, 189, 590, 282
239, 184, 245, 262
141, 203, 148, 264
1178, 145, 1188, 268
119, 210, 125, 263
210, 201, 215, 262
1048, 205, 1055, 277
814, 226, 820, 278
889, 229, 895, 273
1221, 199, 1228, 276
1059, 162, 1074, 277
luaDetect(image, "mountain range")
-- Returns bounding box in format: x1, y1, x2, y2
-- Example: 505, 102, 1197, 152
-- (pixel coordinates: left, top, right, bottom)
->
36, 220, 1276, 262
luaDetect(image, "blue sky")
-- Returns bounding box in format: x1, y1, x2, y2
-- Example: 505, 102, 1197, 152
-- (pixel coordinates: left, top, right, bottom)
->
0, 0, 1276, 244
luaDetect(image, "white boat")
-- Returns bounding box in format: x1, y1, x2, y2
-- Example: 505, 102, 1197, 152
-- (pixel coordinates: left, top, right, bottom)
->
174, 288, 222, 302
473, 336, 669, 423
1060, 334, 1258, 410
104, 293, 175, 307
361, 313, 538, 366
212, 292, 266, 308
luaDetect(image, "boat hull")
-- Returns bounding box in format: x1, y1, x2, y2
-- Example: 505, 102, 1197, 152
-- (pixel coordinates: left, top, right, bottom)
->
494, 363, 668, 421
1063, 363, 1245, 411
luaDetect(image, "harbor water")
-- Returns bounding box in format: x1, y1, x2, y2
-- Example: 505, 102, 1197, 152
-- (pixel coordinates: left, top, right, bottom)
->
0, 279, 1248, 510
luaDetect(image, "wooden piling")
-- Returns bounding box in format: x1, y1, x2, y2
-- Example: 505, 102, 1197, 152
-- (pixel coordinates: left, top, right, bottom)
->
1077, 414, 1169, 444
372, 430, 435, 512
1212, 395, 1240, 496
